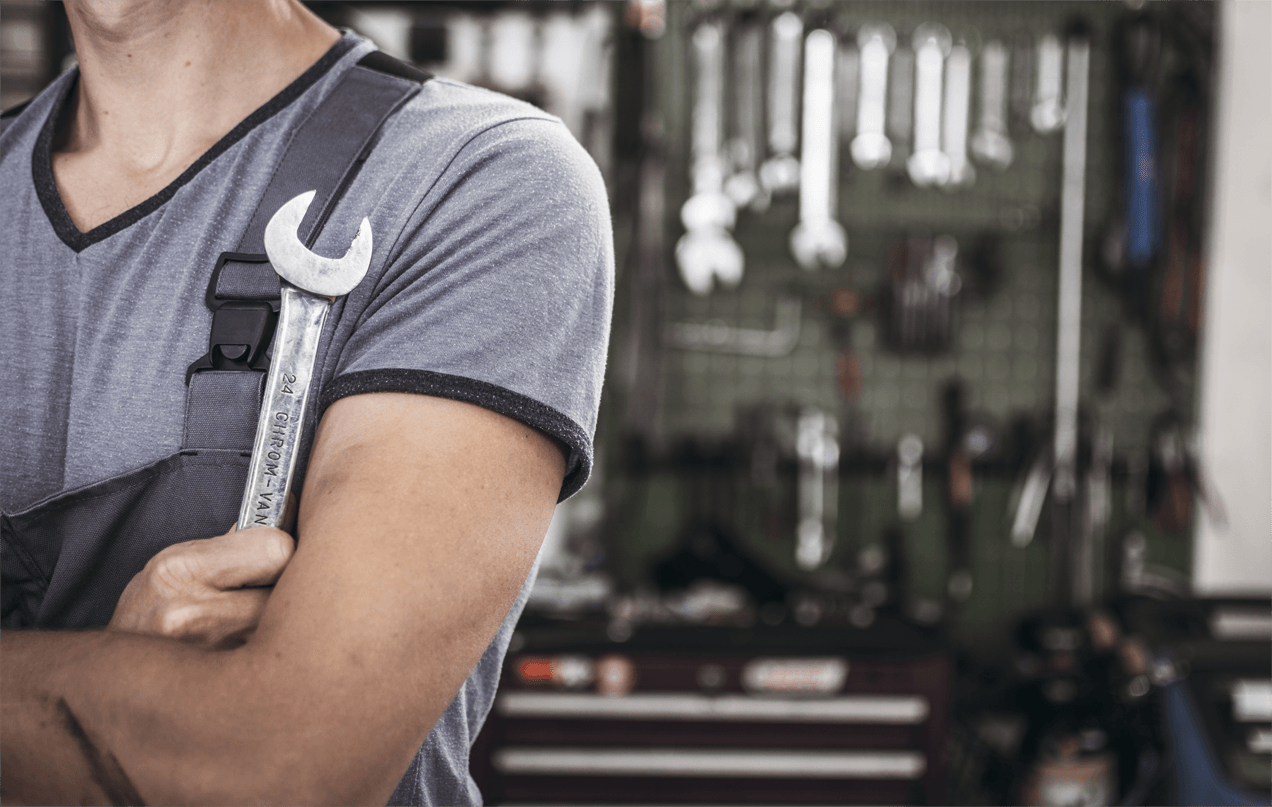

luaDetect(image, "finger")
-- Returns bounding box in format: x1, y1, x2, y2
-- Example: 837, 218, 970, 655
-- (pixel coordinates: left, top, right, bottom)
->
195, 527, 296, 590
161, 588, 273, 644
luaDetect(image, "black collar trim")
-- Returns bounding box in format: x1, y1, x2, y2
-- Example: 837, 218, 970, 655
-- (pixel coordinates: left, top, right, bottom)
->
35, 34, 359, 253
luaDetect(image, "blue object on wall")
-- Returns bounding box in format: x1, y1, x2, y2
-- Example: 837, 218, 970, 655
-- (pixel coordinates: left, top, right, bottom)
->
1124, 89, 1161, 269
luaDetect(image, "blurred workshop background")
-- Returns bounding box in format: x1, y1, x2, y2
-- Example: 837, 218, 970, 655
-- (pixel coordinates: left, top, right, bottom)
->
3, 1, 1268, 805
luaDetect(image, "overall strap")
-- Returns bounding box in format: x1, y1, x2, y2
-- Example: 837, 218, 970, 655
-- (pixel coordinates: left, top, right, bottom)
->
183, 52, 430, 451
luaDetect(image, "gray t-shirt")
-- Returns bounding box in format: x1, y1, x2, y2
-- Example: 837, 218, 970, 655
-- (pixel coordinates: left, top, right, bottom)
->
0, 34, 613, 805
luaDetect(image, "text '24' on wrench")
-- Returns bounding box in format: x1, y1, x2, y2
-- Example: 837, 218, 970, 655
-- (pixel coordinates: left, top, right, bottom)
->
238, 190, 372, 531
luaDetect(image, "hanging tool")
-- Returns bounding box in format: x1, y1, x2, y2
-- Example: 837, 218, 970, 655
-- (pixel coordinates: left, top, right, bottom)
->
886, 45, 915, 171
1030, 33, 1065, 134
665, 294, 802, 357
1007, 26, 1091, 604
240, 191, 372, 530
971, 40, 1015, 170
760, 11, 802, 196
725, 14, 768, 212
908, 23, 952, 188
790, 27, 848, 271
941, 41, 975, 189
850, 23, 896, 171
897, 434, 924, 522
795, 408, 840, 571
676, 19, 744, 296
1120, 15, 1163, 272
1052, 26, 1090, 521
1009, 35, 1034, 133
887, 234, 962, 353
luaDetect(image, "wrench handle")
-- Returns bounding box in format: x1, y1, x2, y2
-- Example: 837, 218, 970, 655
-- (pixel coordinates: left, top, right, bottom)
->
238, 285, 332, 531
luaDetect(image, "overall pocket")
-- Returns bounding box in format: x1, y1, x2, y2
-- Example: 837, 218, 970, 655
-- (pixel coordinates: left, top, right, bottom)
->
1, 450, 250, 629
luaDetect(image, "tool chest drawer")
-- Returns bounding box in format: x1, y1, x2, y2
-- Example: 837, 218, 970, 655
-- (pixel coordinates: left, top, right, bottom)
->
471, 631, 950, 805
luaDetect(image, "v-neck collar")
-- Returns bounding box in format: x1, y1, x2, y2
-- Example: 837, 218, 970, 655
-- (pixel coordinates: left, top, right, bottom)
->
33, 34, 359, 253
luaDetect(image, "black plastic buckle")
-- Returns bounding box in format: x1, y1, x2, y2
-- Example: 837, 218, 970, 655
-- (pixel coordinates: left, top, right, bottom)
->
185, 252, 281, 383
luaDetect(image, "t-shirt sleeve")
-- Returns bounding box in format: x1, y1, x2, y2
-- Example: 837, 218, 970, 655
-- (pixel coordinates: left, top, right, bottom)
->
317, 116, 614, 500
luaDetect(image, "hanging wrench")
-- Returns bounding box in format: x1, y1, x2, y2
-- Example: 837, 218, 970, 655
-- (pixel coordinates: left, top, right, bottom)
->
759, 11, 803, 196
238, 190, 372, 530
941, 42, 975, 189
850, 24, 895, 171
907, 23, 952, 188
971, 41, 1014, 170
677, 20, 744, 295
790, 27, 847, 272
1030, 33, 1066, 134
886, 46, 915, 168
795, 408, 840, 571
725, 17, 768, 212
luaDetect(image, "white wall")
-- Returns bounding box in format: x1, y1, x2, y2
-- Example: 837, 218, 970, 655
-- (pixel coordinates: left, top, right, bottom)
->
1193, 0, 1272, 594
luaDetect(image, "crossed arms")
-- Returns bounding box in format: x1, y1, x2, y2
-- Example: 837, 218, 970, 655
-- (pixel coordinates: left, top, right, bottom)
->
1, 392, 564, 806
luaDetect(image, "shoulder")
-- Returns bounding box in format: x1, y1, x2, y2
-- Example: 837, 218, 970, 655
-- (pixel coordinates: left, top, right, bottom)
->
373, 76, 605, 203
345, 72, 611, 268
0, 69, 75, 146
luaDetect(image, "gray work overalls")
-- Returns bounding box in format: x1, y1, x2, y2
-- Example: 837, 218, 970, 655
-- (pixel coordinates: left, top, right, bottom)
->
1, 52, 430, 629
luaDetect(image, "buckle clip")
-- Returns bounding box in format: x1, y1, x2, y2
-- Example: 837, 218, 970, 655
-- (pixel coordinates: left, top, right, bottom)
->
185, 253, 280, 383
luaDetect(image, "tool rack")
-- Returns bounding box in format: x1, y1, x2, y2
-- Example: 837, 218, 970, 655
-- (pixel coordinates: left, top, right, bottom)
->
603, 0, 1217, 651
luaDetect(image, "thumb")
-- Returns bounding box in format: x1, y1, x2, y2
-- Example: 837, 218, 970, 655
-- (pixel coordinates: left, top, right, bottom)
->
200, 526, 296, 590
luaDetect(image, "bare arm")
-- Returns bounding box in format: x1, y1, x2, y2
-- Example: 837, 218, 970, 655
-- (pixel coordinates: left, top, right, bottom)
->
1, 392, 564, 806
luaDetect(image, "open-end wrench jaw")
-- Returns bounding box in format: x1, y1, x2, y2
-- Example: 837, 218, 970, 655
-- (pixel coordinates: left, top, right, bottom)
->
238, 191, 374, 532
263, 190, 373, 297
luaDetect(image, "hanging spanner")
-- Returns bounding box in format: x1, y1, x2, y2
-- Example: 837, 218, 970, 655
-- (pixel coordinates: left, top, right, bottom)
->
237, 190, 373, 530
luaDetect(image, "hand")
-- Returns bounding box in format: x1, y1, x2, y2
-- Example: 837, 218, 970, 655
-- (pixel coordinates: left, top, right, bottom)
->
109, 525, 295, 649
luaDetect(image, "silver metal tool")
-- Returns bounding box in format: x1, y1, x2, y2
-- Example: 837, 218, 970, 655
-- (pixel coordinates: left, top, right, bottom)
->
795, 408, 840, 570
971, 41, 1014, 169
941, 43, 975, 189
666, 295, 802, 357
1010, 448, 1052, 548
725, 19, 768, 212
897, 434, 924, 522
907, 23, 952, 188
1052, 33, 1090, 508
850, 24, 895, 170
676, 20, 744, 296
1030, 33, 1066, 134
759, 11, 802, 196
1009, 33, 1091, 600
238, 191, 372, 530
790, 28, 847, 272
886, 47, 915, 167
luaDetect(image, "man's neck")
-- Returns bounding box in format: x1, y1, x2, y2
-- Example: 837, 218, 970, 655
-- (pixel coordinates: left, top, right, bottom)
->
54, 0, 340, 232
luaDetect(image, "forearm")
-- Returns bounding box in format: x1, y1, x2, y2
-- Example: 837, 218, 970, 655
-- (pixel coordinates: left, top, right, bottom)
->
1, 629, 249, 806
2, 394, 564, 806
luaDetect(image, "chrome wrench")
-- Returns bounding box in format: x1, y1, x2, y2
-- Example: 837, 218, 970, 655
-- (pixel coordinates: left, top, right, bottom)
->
907, 23, 952, 188
795, 408, 840, 571
724, 18, 767, 212
677, 20, 744, 296
971, 41, 1014, 169
790, 27, 847, 272
1030, 33, 1065, 134
759, 11, 802, 196
238, 190, 372, 530
941, 43, 975, 189
850, 24, 895, 170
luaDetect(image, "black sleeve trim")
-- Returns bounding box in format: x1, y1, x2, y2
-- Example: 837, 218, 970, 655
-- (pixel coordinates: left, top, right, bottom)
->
318, 369, 592, 502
